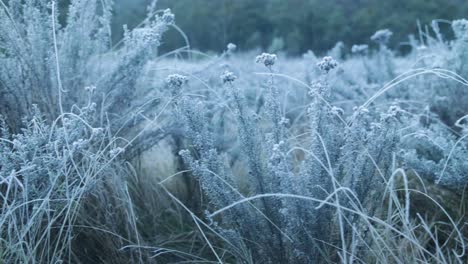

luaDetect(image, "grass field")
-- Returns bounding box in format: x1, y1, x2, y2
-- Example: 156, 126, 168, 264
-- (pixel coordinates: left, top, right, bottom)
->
0, 1, 467, 263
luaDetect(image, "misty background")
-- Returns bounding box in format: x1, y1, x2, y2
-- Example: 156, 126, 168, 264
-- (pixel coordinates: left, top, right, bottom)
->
109, 0, 468, 55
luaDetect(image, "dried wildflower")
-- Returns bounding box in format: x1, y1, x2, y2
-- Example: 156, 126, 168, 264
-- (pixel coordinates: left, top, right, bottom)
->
309, 80, 327, 95
255, 52, 277, 68
72, 139, 87, 151
279, 117, 290, 126
221, 70, 237, 84
178, 149, 190, 157
227, 43, 237, 52
330, 106, 344, 116
132, 27, 160, 47
270, 140, 286, 163
382, 105, 403, 121
371, 29, 393, 45
161, 9, 175, 25
317, 56, 338, 73
452, 19, 468, 39
165, 74, 188, 90
351, 44, 369, 55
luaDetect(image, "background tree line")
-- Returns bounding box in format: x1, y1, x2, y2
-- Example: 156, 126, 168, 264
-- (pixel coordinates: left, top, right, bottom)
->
112, 0, 468, 54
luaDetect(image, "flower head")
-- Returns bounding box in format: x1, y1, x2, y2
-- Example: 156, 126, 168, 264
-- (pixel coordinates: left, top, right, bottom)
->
221, 70, 237, 84
255, 53, 277, 68
161, 9, 175, 25
452, 19, 468, 40
317, 56, 338, 73
165, 74, 188, 90
227, 43, 237, 52
131, 27, 160, 47
279, 117, 290, 126
351, 44, 369, 55
371, 29, 393, 45
309, 80, 326, 95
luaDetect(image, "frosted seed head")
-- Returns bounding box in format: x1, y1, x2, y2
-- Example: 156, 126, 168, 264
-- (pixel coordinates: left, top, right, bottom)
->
165, 74, 188, 90
310, 80, 326, 92
221, 70, 237, 84
317, 56, 338, 73
227, 43, 237, 52
161, 9, 175, 25
72, 139, 87, 151
452, 19, 468, 39
331, 106, 344, 116
351, 44, 369, 55
270, 140, 286, 162
371, 29, 393, 44
255, 52, 277, 67
279, 117, 290, 126
382, 105, 403, 121
132, 27, 160, 47
178, 149, 191, 157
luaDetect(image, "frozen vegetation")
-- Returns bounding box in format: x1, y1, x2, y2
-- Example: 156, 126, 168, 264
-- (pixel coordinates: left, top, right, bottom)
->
0, 1, 467, 263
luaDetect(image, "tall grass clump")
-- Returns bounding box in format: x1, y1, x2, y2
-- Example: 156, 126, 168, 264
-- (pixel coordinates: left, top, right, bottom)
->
0, 0, 467, 263
0, 0, 174, 134
0, 0, 207, 263
172, 27, 468, 263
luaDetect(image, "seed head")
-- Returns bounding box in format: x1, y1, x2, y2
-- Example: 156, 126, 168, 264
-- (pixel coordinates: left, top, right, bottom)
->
255, 53, 277, 68
351, 44, 369, 55
452, 19, 468, 39
132, 27, 160, 47
330, 106, 344, 116
371, 29, 393, 45
221, 70, 237, 84
165, 74, 188, 91
279, 117, 290, 126
317, 56, 338, 73
161, 9, 175, 25
227, 43, 237, 52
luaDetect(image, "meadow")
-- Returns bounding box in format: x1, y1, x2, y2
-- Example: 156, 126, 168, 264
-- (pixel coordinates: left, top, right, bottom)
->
0, 1, 467, 263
